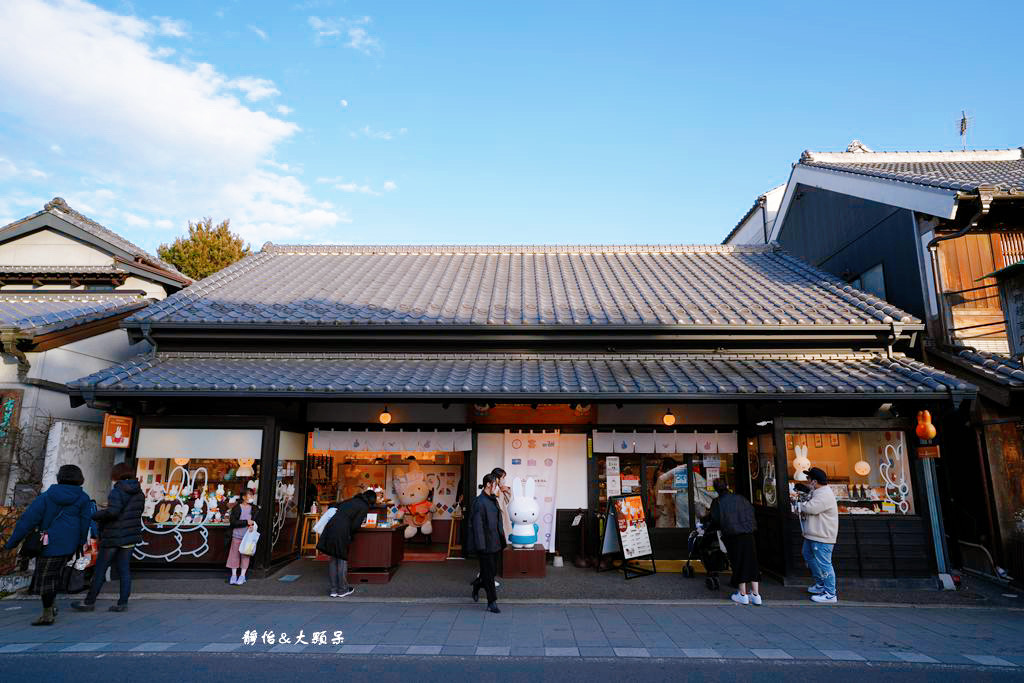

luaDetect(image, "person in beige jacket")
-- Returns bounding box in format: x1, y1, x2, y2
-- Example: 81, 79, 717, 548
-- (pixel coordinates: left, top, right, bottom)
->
796, 467, 839, 603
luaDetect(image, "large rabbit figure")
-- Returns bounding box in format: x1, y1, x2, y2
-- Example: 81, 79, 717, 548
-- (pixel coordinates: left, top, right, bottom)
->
507, 477, 540, 549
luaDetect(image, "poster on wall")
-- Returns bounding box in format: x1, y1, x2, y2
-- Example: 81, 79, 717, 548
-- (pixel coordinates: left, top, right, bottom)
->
598, 494, 655, 579
504, 429, 559, 551
605, 455, 621, 497
102, 414, 133, 449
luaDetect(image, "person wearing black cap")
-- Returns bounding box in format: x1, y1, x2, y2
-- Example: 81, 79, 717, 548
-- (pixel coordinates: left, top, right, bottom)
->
795, 467, 839, 603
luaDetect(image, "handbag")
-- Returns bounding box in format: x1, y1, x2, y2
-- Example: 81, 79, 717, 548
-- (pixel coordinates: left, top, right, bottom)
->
19, 506, 67, 558
60, 556, 87, 593
238, 523, 260, 556
312, 507, 336, 535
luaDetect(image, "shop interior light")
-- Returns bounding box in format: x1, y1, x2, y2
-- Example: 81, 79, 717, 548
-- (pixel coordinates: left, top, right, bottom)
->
173, 457, 189, 466
662, 408, 676, 426
379, 406, 392, 424
854, 459, 871, 476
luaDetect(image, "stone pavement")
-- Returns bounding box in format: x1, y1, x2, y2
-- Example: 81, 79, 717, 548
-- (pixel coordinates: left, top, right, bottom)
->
0, 596, 1022, 668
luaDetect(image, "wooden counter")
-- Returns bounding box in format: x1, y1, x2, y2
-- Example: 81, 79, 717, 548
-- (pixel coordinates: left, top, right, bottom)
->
348, 525, 406, 583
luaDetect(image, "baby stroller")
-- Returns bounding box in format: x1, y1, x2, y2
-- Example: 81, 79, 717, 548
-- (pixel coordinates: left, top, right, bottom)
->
682, 522, 730, 590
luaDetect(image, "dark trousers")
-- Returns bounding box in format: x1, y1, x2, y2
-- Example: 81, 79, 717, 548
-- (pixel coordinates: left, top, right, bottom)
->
85, 546, 133, 605
472, 552, 499, 604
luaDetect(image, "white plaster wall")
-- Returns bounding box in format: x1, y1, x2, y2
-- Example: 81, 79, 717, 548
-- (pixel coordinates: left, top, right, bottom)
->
41, 420, 112, 504
27, 330, 148, 385
121, 275, 167, 299
0, 229, 113, 266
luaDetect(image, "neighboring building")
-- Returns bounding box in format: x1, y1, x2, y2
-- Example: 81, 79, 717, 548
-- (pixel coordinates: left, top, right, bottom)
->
69, 243, 971, 588
747, 141, 1024, 579
0, 197, 190, 503
722, 183, 786, 246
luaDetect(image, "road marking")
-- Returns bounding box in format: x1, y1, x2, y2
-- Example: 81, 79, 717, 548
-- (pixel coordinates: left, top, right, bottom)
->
683, 648, 721, 658
4, 607, 22, 611
62, 643, 109, 652
821, 650, 866, 661
894, 652, 938, 663
0, 644, 37, 653
751, 649, 793, 660
130, 642, 175, 652
964, 655, 1015, 667
545, 647, 580, 657
406, 645, 443, 655
199, 643, 241, 652
613, 647, 651, 658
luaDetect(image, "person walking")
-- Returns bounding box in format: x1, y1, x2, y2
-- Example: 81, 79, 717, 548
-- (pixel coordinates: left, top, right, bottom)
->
3, 465, 92, 626
468, 473, 505, 614
226, 488, 260, 585
707, 478, 762, 605
796, 467, 840, 603
72, 463, 144, 612
468, 467, 507, 590
317, 490, 376, 598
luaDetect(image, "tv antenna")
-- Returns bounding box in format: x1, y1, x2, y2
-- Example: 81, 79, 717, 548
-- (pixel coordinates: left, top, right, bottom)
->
958, 110, 972, 150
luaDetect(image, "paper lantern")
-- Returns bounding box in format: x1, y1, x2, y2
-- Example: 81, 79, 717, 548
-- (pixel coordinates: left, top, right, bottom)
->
379, 407, 392, 424
854, 459, 871, 476
662, 409, 676, 426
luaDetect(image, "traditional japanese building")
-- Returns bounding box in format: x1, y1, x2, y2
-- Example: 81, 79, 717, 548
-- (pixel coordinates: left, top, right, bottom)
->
68, 243, 973, 585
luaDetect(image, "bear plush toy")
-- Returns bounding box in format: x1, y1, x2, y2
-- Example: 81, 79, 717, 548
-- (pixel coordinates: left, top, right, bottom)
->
391, 460, 435, 540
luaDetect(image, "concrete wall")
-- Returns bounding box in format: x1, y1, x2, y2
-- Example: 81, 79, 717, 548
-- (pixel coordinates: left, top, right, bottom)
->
41, 420, 112, 504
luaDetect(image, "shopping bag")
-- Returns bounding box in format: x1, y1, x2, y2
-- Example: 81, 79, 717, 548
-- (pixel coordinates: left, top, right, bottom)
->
61, 556, 87, 593
238, 524, 260, 556
312, 507, 336, 535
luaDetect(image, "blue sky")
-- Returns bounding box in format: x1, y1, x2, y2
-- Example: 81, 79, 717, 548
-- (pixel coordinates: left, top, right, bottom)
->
0, 1, 1022, 251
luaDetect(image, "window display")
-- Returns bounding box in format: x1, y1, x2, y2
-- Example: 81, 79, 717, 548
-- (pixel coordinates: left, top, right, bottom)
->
785, 431, 915, 515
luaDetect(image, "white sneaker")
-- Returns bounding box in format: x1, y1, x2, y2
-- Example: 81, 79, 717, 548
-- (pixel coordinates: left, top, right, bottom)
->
730, 592, 749, 605
229, 575, 238, 585
237, 576, 246, 585
810, 593, 837, 603
329, 592, 339, 598
495, 580, 501, 588
807, 584, 825, 594
338, 587, 355, 598
749, 593, 763, 605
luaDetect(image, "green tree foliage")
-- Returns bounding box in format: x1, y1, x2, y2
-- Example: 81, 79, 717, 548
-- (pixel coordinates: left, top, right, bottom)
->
157, 218, 251, 281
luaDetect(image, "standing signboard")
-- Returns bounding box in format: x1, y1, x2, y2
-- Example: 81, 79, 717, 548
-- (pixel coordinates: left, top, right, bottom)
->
598, 494, 656, 579
102, 414, 133, 449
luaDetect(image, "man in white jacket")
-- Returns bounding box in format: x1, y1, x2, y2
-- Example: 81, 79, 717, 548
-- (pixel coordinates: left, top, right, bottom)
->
796, 467, 839, 603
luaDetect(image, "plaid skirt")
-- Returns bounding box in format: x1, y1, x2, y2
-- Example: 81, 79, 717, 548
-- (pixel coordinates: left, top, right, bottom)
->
32, 555, 71, 595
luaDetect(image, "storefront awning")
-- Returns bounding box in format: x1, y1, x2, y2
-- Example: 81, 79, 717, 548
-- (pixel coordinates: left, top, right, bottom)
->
69, 351, 976, 402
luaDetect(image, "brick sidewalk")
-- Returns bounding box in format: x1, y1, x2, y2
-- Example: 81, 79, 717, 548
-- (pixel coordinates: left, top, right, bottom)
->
0, 597, 1022, 667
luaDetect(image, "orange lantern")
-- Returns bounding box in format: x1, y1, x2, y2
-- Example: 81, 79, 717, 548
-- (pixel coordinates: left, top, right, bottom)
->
915, 410, 937, 441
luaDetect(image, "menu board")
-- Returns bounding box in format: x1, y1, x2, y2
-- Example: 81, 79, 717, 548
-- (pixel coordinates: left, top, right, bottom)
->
605, 456, 621, 497
598, 494, 656, 579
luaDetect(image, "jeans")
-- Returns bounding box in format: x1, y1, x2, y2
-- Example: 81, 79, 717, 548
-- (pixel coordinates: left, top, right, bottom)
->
328, 557, 350, 592
86, 546, 133, 605
472, 552, 498, 604
802, 539, 836, 596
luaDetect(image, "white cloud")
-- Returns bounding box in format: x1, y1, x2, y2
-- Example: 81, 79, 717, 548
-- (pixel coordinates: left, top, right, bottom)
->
308, 15, 380, 54
276, 104, 293, 115
228, 76, 280, 101
0, 158, 18, 178
0, 156, 48, 180
0, 0, 345, 245
316, 176, 398, 196
153, 15, 187, 37
381, 180, 397, 192
355, 125, 407, 141
339, 98, 348, 108
248, 25, 268, 41
153, 46, 175, 58
50, 144, 62, 154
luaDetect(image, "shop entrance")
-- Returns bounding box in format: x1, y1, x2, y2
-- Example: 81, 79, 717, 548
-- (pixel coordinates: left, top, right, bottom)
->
595, 453, 736, 559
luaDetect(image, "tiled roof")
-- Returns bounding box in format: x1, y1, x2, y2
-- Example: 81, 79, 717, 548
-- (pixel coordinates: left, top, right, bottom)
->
0, 198, 185, 278
125, 244, 918, 328
68, 351, 973, 399
0, 292, 149, 337
800, 145, 1024, 193
938, 348, 1024, 388
0, 265, 127, 275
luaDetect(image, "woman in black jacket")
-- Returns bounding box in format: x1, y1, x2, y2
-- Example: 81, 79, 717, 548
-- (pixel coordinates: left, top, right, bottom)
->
72, 463, 145, 612
707, 478, 762, 605
317, 490, 376, 598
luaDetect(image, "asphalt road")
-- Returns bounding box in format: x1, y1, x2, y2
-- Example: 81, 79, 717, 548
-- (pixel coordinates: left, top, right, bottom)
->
2, 653, 1021, 682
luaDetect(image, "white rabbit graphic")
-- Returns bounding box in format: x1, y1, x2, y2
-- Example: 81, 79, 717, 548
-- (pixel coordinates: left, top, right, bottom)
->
507, 477, 540, 549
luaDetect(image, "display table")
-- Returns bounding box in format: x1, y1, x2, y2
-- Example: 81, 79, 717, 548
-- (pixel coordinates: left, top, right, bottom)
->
347, 525, 407, 583
501, 544, 546, 578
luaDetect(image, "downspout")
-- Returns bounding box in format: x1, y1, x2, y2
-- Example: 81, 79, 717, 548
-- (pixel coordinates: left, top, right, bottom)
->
758, 195, 769, 245
925, 188, 993, 348
140, 320, 158, 358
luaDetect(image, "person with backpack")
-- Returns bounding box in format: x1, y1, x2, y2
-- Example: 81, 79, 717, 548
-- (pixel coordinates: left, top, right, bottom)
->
3, 465, 93, 626
71, 463, 144, 612
317, 490, 377, 598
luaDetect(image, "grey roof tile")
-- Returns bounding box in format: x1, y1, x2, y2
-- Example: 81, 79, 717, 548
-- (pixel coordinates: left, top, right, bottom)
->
126, 244, 919, 328
68, 351, 973, 398
799, 147, 1024, 193
942, 348, 1024, 388
0, 292, 149, 336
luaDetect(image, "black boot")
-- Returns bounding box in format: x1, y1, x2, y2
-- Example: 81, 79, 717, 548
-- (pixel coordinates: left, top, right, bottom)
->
71, 601, 95, 612
486, 602, 501, 614
471, 583, 480, 602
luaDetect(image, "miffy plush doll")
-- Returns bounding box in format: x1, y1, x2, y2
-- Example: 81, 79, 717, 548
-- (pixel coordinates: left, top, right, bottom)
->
792, 445, 811, 481
507, 477, 540, 549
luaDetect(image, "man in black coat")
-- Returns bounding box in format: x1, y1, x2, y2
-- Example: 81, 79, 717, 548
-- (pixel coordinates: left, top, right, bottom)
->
469, 473, 505, 613
317, 490, 376, 598
72, 463, 145, 612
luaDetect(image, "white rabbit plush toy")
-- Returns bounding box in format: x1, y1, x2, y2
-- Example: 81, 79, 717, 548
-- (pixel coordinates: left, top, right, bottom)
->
507, 477, 540, 549
792, 445, 811, 481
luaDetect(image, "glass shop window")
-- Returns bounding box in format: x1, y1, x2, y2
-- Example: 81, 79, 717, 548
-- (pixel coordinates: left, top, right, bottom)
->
749, 433, 777, 508
785, 431, 915, 515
